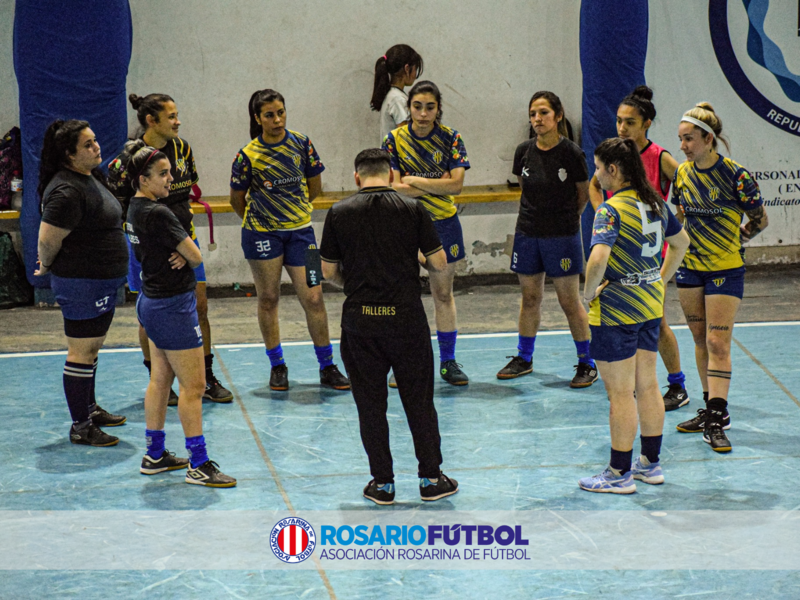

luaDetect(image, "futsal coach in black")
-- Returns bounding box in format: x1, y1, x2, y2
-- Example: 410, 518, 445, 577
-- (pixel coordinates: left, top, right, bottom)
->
320, 148, 459, 505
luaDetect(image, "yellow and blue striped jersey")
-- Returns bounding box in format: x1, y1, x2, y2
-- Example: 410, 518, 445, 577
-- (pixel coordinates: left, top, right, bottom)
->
230, 130, 325, 232
589, 188, 682, 326
671, 156, 762, 271
381, 123, 470, 221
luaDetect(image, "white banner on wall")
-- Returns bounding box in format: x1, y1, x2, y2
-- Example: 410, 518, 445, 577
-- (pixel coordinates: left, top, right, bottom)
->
647, 0, 799, 248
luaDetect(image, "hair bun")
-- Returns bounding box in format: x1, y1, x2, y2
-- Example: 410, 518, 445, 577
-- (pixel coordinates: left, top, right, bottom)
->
128, 94, 142, 110
632, 85, 653, 101
696, 101, 715, 113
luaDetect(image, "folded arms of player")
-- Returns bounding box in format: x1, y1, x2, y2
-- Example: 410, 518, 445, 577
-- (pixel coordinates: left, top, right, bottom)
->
394, 167, 465, 198
173, 236, 203, 270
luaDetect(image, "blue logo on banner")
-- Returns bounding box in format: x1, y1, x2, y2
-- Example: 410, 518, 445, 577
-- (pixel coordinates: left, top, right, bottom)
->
709, 0, 800, 136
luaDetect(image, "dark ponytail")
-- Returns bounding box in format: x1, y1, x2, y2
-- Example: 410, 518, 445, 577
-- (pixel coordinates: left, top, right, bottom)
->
594, 137, 663, 213
370, 44, 423, 111
119, 139, 166, 191
619, 85, 656, 122
129, 93, 174, 135
407, 80, 442, 123
248, 89, 286, 140
38, 119, 92, 200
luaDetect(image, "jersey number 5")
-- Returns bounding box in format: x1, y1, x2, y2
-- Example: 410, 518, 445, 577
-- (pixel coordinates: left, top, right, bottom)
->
636, 202, 662, 258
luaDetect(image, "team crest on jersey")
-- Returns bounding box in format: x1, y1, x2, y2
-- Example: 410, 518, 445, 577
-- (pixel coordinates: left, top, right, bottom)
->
560, 258, 571, 271
291, 153, 301, 167
175, 157, 188, 177
709, 187, 720, 201
713, 278, 726, 287
432, 150, 443, 164
449, 244, 460, 258
558, 168, 567, 182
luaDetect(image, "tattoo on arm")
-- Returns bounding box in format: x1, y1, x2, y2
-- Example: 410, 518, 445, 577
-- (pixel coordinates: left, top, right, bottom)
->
708, 324, 730, 332
743, 206, 766, 240
686, 315, 705, 323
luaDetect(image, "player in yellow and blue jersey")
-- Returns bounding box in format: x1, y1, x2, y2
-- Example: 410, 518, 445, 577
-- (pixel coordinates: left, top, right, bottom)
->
580, 138, 689, 494
229, 89, 349, 392
382, 81, 471, 386
672, 103, 768, 453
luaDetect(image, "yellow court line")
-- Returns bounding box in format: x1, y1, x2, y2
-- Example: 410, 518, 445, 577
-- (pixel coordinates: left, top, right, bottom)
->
214, 348, 338, 600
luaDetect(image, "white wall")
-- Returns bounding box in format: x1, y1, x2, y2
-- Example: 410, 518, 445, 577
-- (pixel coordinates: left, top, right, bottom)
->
0, 2, 19, 136
646, 1, 800, 249
125, 0, 583, 195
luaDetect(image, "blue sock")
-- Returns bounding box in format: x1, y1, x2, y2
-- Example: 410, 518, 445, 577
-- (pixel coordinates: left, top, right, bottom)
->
185, 435, 209, 469
574, 339, 595, 367
610, 448, 633, 475
517, 335, 536, 362
146, 429, 166, 459
667, 371, 686, 387
437, 330, 457, 362
314, 344, 334, 369
266, 345, 285, 367
640, 435, 663, 464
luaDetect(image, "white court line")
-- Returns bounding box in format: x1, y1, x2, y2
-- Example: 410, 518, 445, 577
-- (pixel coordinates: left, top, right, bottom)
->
1, 321, 798, 359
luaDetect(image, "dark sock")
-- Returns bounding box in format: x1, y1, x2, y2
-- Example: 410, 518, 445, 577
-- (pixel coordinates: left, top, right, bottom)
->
517, 335, 536, 362
574, 339, 595, 367
437, 330, 457, 363
707, 397, 728, 424
146, 429, 166, 458
667, 371, 686, 387
266, 345, 285, 367
610, 448, 633, 475
703, 391, 709, 404
640, 435, 663, 464
63, 361, 94, 425
144, 359, 152, 376
314, 344, 334, 369
204, 353, 214, 381
186, 435, 209, 469
87, 357, 99, 414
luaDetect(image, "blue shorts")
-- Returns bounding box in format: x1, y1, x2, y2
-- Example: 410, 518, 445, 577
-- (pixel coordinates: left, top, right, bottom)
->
127, 236, 205, 294
590, 318, 660, 363
136, 290, 203, 351
241, 226, 317, 266
510, 231, 584, 277
51, 275, 126, 321
432, 215, 465, 263
675, 266, 745, 299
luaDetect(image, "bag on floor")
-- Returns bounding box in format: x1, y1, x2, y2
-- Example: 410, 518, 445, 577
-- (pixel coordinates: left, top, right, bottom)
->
0, 232, 33, 309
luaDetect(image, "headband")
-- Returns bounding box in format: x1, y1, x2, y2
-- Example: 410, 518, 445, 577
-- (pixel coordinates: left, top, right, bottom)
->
134, 148, 161, 186
681, 116, 715, 137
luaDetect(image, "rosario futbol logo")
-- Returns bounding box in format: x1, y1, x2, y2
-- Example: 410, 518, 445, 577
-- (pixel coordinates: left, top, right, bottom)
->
270, 517, 316, 564
713, 277, 726, 287
709, 0, 800, 136
291, 153, 301, 167
449, 244, 460, 257
432, 150, 443, 164
560, 258, 572, 271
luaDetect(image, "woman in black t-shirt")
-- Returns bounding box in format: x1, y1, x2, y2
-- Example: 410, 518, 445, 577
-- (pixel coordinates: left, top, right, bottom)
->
497, 91, 597, 389
122, 140, 235, 488
37, 119, 129, 448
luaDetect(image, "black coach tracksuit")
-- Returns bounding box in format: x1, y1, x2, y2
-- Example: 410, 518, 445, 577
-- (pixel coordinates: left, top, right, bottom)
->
320, 186, 444, 484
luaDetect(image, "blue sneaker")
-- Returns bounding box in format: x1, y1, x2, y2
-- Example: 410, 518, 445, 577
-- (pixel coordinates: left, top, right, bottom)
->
630, 456, 664, 485
579, 467, 636, 494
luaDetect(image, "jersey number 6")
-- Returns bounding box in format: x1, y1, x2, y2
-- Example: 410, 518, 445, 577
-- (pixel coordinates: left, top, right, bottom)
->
636, 202, 662, 258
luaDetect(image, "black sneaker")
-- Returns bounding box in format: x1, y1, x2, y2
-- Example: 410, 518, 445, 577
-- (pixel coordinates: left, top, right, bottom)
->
167, 388, 179, 406
497, 356, 533, 380
440, 360, 469, 386
185, 460, 237, 487
320, 364, 351, 390
270, 364, 289, 391
203, 373, 233, 403
663, 384, 690, 411
69, 423, 119, 447
420, 473, 459, 501
140, 449, 190, 475
704, 425, 733, 452
363, 480, 396, 505
570, 363, 598, 388
90, 405, 126, 427
676, 409, 731, 433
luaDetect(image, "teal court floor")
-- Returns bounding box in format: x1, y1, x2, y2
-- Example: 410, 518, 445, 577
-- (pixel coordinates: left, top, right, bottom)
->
2, 323, 800, 598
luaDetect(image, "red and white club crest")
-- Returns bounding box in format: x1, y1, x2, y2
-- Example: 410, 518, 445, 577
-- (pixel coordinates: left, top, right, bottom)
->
270, 518, 316, 564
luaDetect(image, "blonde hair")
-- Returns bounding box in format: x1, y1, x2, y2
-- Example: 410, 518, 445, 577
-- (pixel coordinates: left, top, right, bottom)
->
683, 102, 730, 152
